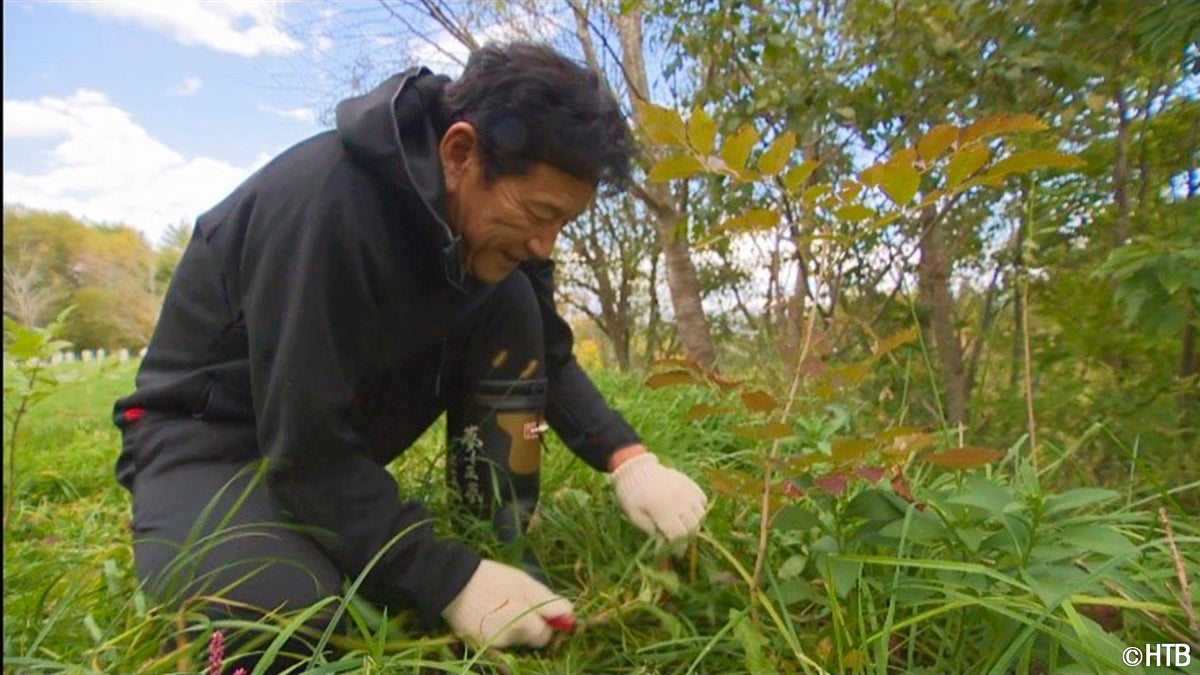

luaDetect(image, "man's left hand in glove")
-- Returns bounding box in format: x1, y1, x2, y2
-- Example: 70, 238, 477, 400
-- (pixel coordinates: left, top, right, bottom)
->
609, 445, 708, 544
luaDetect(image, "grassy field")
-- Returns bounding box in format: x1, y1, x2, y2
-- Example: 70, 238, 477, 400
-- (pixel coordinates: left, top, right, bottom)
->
3, 360, 1198, 674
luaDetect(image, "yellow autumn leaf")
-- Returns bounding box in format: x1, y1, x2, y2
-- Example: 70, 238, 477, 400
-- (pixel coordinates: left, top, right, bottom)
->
740, 389, 779, 412
718, 209, 780, 233
879, 161, 921, 207
733, 422, 795, 441
785, 159, 819, 191
648, 154, 703, 182
644, 369, 699, 389
984, 150, 1085, 180
688, 107, 718, 155
835, 204, 874, 222
918, 124, 959, 162
945, 144, 990, 188
960, 113, 1047, 144
721, 125, 760, 172
757, 132, 796, 175
635, 101, 687, 147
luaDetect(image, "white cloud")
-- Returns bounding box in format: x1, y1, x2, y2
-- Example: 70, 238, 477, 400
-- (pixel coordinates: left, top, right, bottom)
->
3, 90, 263, 243
167, 76, 203, 97
59, 0, 301, 57
257, 103, 317, 126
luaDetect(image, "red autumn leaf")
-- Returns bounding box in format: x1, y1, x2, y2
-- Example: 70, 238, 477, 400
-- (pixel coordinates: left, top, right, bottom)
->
779, 480, 806, 499
814, 473, 848, 497
855, 466, 887, 483
891, 472, 917, 504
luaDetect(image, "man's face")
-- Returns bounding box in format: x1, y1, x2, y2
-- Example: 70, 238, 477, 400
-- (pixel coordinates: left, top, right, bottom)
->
441, 123, 596, 283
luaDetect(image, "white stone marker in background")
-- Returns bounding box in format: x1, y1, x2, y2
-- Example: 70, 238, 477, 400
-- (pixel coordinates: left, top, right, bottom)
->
82, 350, 94, 362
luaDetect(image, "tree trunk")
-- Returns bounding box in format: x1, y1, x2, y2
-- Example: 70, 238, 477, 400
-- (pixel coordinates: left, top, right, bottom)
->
917, 209, 971, 427
1182, 303, 1198, 438
615, 6, 717, 367
1112, 85, 1132, 247
1011, 211, 1026, 392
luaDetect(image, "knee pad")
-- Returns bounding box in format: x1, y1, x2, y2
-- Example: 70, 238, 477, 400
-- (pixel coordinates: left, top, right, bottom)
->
446, 378, 547, 526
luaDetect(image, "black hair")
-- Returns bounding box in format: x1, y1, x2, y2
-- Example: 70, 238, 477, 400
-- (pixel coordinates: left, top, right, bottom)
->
441, 42, 633, 193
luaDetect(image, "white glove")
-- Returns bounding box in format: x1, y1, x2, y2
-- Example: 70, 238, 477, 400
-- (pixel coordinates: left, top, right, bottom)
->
611, 453, 708, 543
442, 559, 575, 649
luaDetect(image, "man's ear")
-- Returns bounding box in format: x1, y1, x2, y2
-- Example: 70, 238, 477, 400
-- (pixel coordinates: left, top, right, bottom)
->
440, 121, 478, 193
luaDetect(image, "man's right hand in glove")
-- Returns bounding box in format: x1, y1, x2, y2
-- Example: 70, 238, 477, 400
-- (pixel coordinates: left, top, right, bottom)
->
441, 559, 575, 648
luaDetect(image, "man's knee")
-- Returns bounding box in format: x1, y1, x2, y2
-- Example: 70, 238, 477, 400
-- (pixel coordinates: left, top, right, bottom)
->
463, 270, 545, 381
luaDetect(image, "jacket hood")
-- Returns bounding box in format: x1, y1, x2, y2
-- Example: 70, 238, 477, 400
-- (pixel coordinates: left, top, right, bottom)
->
335, 68, 470, 289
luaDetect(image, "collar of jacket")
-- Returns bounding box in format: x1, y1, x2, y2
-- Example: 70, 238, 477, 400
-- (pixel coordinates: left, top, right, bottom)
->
335, 67, 471, 292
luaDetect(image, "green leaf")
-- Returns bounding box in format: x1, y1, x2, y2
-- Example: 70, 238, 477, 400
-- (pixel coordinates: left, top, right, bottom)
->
648, 154, 703, 182
5, 326, 45, 361
946, 475, 1015, 515
879, 510, 950, 543
1057, 525, 1137, 558
687, 107, 717, 155
835, 204, 874, 222
1042, 488, 1120, 516
730, 609, 772, 674
878, 161, 921, 207
945, 145, 990, 188
721, 124, 759, 172
1060, 601, 1136, 674
784, 160, 819, 191
1155, 256, 1188, 294
718, 209, 780, 233
984, 150, 1085, 180
778, 554, 808, 579
773, 505, 820, 532
820, 555, 862, 599
635, 101, 687, 147
1024, 563, 1089, 608
918, 124, 958, 162
686, 404, 737, 422
757, 131, 796, 175
844, 489, 906, 523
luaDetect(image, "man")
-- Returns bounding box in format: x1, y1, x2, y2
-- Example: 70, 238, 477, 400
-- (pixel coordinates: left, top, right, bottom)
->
113, 42, 708, 659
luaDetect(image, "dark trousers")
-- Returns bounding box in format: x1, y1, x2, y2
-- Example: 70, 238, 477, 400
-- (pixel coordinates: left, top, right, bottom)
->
128, 271, 546, 670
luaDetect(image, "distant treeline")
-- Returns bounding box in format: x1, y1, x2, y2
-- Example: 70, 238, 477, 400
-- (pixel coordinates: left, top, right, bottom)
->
2, 205, 189, 350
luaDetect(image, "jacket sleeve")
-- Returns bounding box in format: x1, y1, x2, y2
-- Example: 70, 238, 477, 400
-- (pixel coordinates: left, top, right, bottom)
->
521, 261, 641, 472
241, 187, 479, 626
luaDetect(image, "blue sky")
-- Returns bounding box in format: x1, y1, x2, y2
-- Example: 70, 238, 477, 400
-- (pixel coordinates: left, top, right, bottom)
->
2, 1, 496, 245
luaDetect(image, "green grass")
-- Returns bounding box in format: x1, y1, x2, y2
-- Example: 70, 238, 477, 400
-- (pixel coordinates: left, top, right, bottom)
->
4, 362, 1198, 674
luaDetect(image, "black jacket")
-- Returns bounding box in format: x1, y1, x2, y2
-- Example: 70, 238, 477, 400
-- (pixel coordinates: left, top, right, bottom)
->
114, 68, 640, 624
